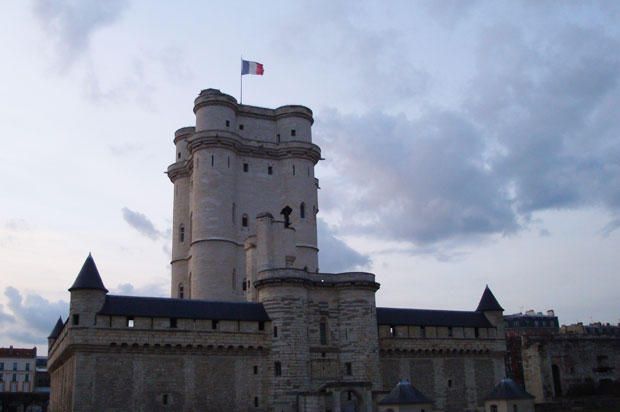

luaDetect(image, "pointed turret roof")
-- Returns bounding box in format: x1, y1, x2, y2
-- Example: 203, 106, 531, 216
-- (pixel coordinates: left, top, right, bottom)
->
476, 285, 504, 312
68, 253, 108, 292
48, 316, 64, 339
378, 380, 433, 405
485, 378, 535, 400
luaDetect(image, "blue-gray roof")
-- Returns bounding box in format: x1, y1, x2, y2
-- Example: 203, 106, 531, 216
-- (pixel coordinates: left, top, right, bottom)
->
377, 307, 494, 328
98, 295, 270, 321
379, 381, 432, 405
69, 253, 108, 292
48, 316, 64, 339
485, 378, 535, 400
476, 286, 504, 312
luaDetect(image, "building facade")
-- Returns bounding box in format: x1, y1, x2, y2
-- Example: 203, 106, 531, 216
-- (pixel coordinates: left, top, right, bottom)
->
48, 89, 507, 412
0, 347, 36, 393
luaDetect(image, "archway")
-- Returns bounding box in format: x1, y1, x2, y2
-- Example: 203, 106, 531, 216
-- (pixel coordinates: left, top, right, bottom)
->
340, 389, 362, 412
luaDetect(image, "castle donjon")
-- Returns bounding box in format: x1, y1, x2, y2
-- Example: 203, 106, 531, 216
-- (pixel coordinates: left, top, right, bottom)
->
47, 89, 507, 412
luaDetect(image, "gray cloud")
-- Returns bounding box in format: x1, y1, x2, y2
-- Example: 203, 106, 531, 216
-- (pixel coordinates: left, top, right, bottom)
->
2, 287, 68, 344
317, 219, 370, 273
32, 0, 130, 70
111, 282, 167, 298
314, 21, 620, 249
121, 207, 164, 240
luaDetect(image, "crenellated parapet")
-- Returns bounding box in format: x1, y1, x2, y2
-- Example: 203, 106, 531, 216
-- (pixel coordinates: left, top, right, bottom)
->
255, 268, 380, 290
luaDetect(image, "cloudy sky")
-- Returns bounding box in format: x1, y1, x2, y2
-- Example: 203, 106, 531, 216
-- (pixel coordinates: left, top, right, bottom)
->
1, 1, 619, 352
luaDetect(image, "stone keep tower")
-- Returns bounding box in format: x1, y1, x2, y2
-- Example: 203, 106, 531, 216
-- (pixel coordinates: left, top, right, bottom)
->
167, 89, 321, 301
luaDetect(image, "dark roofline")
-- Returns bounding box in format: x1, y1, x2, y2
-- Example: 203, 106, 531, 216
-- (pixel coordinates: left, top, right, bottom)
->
476, 286, 504, 312
377, 307, 494, 328
98, 295, 270, 321
69, 253, 108, 293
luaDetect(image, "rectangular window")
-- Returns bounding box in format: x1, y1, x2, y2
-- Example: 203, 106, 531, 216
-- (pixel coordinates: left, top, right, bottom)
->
258, 321, 265, 331
25, 363, 30, 371
25, 374, 29, 382
448, 379, 453, 388
0, 363, 3, 370
475, 327, 479, 338
320, 322, 327, 345
163, 394, 168, 405
12, 363, 17, 371
345, 362, 352, 375
268, 165, 273, 175
273, 326, 278, 337
243, 163, 249, 172
274, 361, 282, 376
448, 327, 453, 337
291, 129, 296, 136
242, 279, 247, 291
226, 120, 230, 127
170, 318, 177, 328
420, 326, 425, 337
253, 365, 258, 375
127, 317, 134, 328
254, 396, 259, 407
389, 326, 396, 337
0, 373, 3, 381
212, 320, 219, 330
12, 374, 16, 382
513, 404, 518, 412
72, 314, 79, 325
239, 124, 244, 130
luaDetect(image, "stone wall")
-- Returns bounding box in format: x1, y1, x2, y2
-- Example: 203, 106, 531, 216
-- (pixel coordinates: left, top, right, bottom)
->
521, 334, 620, 403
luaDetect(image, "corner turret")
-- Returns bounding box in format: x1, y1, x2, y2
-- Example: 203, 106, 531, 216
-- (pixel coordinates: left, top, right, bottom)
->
476, 285, 505, 337
68, 254, 108, 328
47, 316, 64, 349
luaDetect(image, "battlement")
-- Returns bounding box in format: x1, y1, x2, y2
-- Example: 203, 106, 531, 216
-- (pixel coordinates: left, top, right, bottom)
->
255, 268, 379, 289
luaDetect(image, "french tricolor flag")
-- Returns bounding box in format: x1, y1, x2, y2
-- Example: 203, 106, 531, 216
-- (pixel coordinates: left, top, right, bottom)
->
241, 59, 264, 76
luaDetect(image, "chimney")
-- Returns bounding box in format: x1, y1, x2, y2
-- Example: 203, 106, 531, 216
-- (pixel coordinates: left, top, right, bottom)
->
547, 310, 555, 316
526, 310, 535, 316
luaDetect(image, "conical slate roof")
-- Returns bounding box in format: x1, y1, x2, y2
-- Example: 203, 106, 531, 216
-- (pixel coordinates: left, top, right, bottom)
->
378, 380, 432, 405
476, 285, 504, 312
48, 316, 64, 339
68, 253, 108, 292
485, 378, 535, 400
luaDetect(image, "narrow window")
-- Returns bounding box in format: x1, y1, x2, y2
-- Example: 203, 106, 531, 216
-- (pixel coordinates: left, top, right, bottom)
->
211, 155, 214, 166
347, 391, 352, 401
72, 314, 79, 325
179, 224, 185, 242
300, 202, 306, 219
389, 325, 396, 337
242, 214, 248, 227
12, 374, 16, 382
346, 362, 352, 375
491, 405, 498, 412
127, 317, 134, 328
189, 212, 193, 242
232, 203, 236, 223
196, 157, 199, 168
258, 321, 265, 331
239, 124, 244, 130
226, 120, 230, 127
254, 397, 258, 407
307, 167, 310, 177
420, 326, 426, 337
212, 320, 218, 330
227, 156, 230, 168
291, 129, 296, 136
320, 320, 327, 345
170, 318, 177, 328
243, 163, 249, 172
12, 363, 17, 371
273, 326, 278, 337
177, 152, 181, 159
163, 394, 168, 405
448, 327, 453, 337
448, 379, 453, 388
232, 269, 236, 290
475, 327, 479, 338
253, 365, 258, 374
242, 278, 247, 291
0, 363, 4, 370
292, 165, 295, 175
513, 405, 518, 412
274, 361, 282, 376
268, 165, 273, 175
276, 134, 280, 143
178, 283, 184, 299
24, 374, 29, 382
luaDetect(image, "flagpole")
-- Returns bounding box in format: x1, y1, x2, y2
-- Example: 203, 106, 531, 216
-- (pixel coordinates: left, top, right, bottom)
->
240, 56, 243, 104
